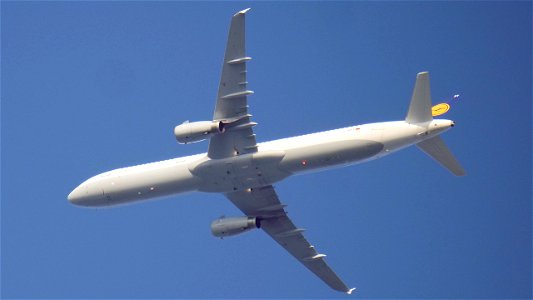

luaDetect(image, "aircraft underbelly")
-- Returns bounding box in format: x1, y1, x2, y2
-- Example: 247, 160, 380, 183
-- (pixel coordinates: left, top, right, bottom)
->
279, 139, 384, 174
191, 150, 290, 192
98, 162, 202, 206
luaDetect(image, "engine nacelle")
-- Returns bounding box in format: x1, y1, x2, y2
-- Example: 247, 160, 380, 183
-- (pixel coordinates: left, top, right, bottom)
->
211, 216, 260, 238
174, 121, 225, 144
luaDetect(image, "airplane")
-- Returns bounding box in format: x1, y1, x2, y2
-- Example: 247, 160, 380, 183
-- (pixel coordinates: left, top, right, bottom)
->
68, 8, 465, 294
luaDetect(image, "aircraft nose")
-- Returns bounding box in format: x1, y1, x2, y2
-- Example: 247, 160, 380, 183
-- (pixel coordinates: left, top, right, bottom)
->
68, 185, 86, 206
68, 181, 108, 207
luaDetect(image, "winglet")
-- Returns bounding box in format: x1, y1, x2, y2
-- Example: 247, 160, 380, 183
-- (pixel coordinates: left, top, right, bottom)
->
347, 287, 357, 295
234, 8, 251, 16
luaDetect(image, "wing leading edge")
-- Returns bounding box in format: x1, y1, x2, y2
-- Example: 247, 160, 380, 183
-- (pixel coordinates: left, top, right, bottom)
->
225, 186, 355, 294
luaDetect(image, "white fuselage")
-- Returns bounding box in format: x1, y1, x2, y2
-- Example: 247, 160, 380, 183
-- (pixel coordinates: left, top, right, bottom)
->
68, 119, 454, 207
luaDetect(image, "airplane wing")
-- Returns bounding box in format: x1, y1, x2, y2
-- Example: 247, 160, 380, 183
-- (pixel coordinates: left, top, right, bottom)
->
225, 186, 355, 294
213, 9, 354, 293
208, 8, 257, 159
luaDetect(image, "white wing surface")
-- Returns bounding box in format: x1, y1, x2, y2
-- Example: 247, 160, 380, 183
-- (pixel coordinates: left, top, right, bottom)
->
225, 186, 355, 294
212, 9, 354, 294
208, 8, 257, 159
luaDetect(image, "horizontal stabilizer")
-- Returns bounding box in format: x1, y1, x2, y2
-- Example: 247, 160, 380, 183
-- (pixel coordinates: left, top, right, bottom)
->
417, 136, 466, 176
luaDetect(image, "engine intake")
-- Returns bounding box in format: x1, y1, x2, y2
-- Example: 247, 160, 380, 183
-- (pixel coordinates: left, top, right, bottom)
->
174, 121, 225, 144
211, 216, 260, 238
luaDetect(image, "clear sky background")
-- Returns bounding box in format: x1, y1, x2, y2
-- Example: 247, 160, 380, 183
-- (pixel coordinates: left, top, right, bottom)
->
1, 2, 531, 299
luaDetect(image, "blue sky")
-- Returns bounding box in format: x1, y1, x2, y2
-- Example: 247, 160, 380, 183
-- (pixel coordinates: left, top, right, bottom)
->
1, 2, 531, 298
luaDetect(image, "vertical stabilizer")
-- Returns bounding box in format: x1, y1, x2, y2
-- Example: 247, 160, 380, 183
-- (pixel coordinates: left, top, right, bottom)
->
406, 72, 433, 124
417, 136, 466, 176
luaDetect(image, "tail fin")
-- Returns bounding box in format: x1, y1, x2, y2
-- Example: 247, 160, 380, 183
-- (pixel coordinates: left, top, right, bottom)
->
407, 72, 466, 176
417, 136, 466, 176
406, 72, 433, 124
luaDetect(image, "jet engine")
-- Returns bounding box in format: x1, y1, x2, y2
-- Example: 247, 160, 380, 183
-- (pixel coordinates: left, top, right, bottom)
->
211, 216, 260, 238
174, 121, 225, 144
